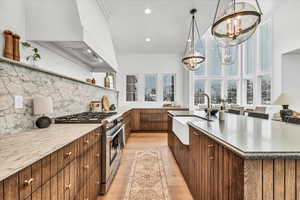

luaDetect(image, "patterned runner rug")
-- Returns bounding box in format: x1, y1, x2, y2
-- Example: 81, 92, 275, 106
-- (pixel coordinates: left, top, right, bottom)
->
123, 151, 170, 200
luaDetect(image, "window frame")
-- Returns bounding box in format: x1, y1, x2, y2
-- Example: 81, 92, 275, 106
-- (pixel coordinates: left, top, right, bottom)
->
162, 73, 176, 103
144, 73, 158, 102
125, 74, 139, 102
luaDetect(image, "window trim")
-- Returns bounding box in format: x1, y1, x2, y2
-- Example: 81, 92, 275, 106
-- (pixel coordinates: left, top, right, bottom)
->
162, 73, 176, 103
125, 74, 139, 102
144, 73, 158, 102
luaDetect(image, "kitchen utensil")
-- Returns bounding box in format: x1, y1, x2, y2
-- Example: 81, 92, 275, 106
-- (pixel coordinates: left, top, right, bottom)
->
102, 96, 110, 112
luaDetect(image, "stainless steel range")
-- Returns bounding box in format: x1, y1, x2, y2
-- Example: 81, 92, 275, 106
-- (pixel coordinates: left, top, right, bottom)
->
55, 112, 124, 194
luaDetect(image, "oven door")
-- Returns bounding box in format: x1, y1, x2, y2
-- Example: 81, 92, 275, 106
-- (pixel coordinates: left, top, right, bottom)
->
107, 124, 124, 167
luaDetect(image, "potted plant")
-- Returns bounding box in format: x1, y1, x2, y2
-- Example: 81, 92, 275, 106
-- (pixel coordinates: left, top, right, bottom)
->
21, 42, 41, 66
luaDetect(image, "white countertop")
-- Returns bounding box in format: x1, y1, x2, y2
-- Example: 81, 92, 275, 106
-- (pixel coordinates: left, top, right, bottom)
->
169, 110, 300, 159
0, 124, 100, 181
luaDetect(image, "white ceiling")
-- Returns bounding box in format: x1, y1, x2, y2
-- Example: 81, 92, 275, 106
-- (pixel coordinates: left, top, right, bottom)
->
101, 0, 281, 55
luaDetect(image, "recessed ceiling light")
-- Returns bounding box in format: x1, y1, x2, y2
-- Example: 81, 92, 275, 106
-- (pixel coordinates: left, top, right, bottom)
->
87, 49, 92, 53
145, 38, 151, 42
144, 8, 152, 15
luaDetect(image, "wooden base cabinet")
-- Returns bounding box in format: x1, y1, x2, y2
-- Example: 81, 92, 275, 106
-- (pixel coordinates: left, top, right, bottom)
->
0, 127, 102, 200
169, 125, 300, 200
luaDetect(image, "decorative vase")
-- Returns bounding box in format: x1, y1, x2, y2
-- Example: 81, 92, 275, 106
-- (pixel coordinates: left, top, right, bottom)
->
3, 30, 14, 59
280, 105, 293, 122
13, 34, 21, 61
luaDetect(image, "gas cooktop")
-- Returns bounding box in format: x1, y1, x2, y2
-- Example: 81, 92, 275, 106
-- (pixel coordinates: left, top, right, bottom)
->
55, 112, 117, 124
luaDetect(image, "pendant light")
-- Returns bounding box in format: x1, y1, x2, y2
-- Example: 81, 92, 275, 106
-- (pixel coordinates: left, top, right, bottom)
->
218, 45, 237, 65
182, 9, 205, 71
211, 0, 262, 48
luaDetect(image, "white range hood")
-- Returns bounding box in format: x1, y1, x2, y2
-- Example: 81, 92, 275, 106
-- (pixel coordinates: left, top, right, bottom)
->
26, 0, 118, 72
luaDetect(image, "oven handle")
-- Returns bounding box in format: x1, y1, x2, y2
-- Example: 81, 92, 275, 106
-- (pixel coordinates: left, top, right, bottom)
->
107, 125, 124, 141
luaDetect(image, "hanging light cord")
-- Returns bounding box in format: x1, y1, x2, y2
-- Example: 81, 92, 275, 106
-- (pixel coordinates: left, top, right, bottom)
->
184, 17, 194, 56
212, 0, 221, 25
255, 0, 263, 15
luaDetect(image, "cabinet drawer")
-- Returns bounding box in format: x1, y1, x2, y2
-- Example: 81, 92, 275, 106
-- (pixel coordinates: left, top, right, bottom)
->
4, 174, 19, 200
19, 166, 32, 200
31, 160, 42, 192
42, 155, 51, 185
63, 141, 76, 166
82, 133, 91, 152
0, 181, 3, 200
41, 181, 50, 200
90, 128, 101, 145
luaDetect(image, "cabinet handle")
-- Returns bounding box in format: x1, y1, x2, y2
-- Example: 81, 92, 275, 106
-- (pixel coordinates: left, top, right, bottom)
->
192, 131, 201, 136
209, 157, 214, 160
208, 144, 214, 148
96, 153, 100, 158
65, 184, 72, 190
96, 181, 100, 185
24, 178, 34, 186
95, 133, 101, 136
84, 165, 89, 169
65, 152, 72, 158
84, 140, 89, 144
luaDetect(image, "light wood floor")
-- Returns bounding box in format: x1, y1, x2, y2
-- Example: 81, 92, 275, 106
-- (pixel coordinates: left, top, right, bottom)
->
98, 133, 193, 200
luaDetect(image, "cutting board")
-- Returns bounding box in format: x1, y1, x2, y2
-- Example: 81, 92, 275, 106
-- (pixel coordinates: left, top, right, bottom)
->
102, 96, 110, 112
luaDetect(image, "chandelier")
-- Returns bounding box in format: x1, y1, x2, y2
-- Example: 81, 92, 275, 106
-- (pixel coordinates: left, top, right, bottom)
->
182, 9, 205, 71
211, 0, 262, 47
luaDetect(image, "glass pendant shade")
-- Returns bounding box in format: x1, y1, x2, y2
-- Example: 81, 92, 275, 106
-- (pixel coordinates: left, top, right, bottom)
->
212, 0, 262, 48
219, 45, 237, 65
182, 9, 205, 71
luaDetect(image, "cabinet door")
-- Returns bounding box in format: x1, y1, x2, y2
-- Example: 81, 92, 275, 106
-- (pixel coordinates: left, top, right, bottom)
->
42, 155, 51, 185
31, 187, 41, 200
4, 174, 19, 200
57, 170, 64, 200
0, 181, 3, 200
64, 165, 70, 200
19, 166, 32, 200
50, 175, 58, 200
69, 160, 77, 200
50, 152, 58, 178
31, 161, 42, 193
131, 110, 140, 131
41, 181, 51, 200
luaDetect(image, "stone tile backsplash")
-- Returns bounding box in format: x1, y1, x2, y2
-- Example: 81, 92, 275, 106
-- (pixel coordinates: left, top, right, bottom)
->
0, 60, 117, 135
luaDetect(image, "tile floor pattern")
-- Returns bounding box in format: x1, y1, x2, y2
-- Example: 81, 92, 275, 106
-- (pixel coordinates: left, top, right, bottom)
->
98, 133, 193, 200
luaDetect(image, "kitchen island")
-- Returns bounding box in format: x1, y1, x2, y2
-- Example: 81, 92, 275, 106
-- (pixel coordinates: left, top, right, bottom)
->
168, 111, 300, 200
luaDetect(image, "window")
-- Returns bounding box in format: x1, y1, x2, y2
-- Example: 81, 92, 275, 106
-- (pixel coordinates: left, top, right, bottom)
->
246, 80, 254, 105
260, 75, 271, 105
210, 80, 222, 104
260, 21, 272, 72
225, 47, 238, 76
163, 74, 175, 102
126, 75, 138, 102
245, 34, 256, 75
194, 80, 206, 105
208, 39, 222, 76
227, 80, 238, 104
144, 74, 157, 102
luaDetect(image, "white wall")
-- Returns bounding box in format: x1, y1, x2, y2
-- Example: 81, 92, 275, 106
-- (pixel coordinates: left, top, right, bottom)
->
0, 0, 93, 81
282, 53, 300, 111
273, 1, 300, 100
116, 54, 186, 107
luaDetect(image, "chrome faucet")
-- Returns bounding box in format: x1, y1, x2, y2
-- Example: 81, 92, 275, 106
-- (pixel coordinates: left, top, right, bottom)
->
201, 93, 212, 120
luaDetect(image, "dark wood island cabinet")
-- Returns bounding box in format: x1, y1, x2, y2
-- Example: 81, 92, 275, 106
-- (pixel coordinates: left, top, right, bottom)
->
168, 112, 300, 200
